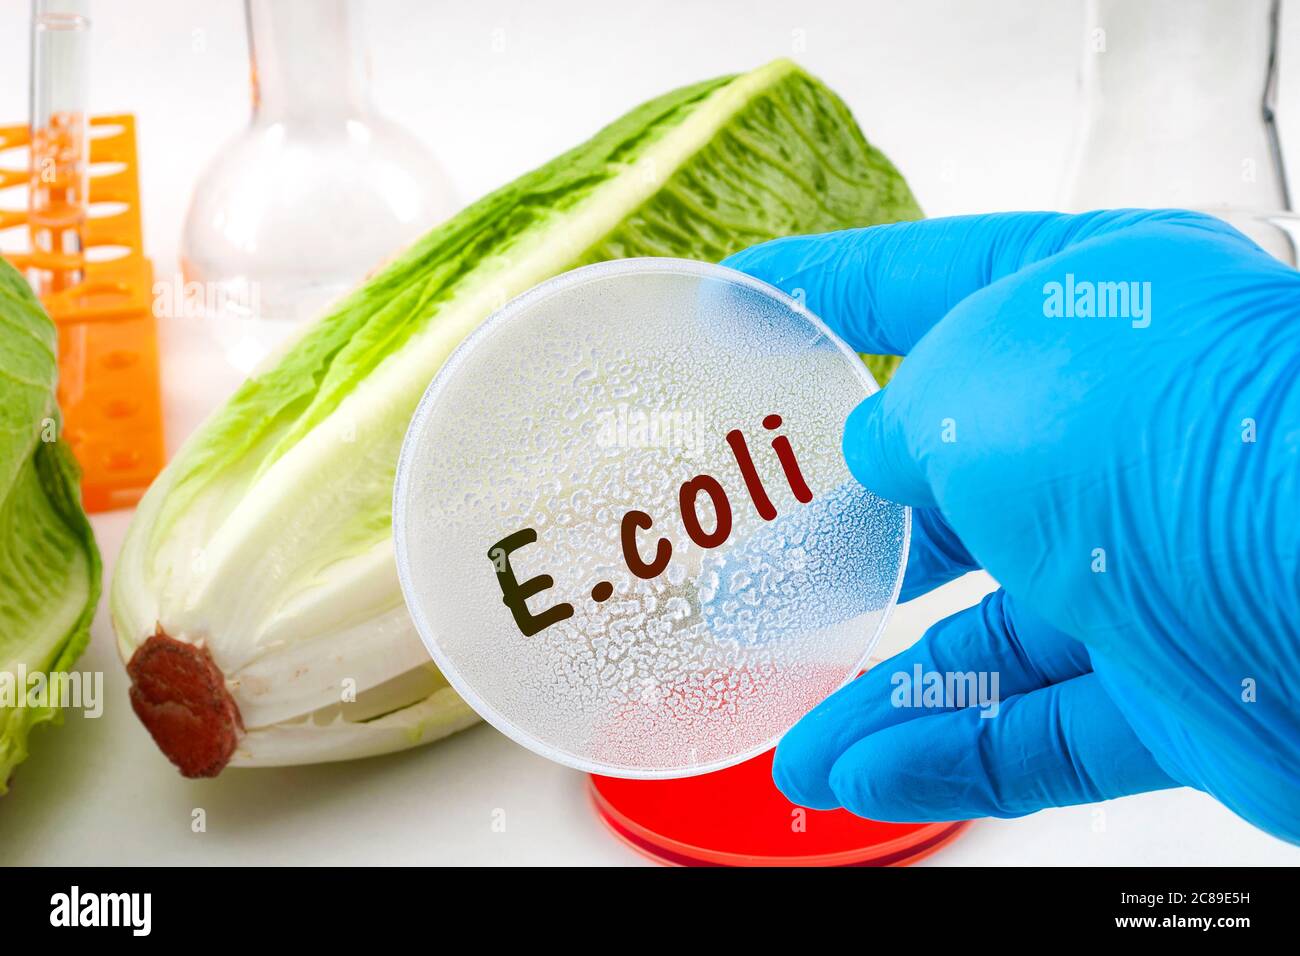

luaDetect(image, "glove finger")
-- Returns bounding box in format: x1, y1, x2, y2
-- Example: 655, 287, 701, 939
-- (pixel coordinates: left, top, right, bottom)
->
774, 589, 1089, 809
827, 672, 1181, 821
842, 386, 935, 508
899, 505, 979, 601
721, 210, 1231, 356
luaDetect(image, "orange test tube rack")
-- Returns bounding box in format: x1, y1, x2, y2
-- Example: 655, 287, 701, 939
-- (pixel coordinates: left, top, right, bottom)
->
0, 113, 165, 513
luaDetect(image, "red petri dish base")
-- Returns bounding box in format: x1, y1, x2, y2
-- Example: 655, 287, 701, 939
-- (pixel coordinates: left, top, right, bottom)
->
590, 748, 968, 867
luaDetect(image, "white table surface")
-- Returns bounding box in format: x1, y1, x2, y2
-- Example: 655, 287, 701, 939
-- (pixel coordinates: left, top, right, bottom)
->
2, 0, 1298, 866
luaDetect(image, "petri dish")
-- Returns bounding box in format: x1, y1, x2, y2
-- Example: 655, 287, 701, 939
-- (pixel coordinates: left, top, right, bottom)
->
393, 258, 909, 778
590, 748, 969, 866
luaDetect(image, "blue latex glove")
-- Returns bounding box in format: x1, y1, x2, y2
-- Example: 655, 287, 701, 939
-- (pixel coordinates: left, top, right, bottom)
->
722, 210, 1300, 844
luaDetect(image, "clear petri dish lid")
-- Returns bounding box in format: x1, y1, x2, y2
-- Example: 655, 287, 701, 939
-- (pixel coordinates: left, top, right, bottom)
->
393, 258, 909, 778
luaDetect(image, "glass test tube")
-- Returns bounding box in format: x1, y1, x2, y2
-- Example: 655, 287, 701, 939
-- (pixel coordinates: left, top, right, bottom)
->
28, 1, 91, 295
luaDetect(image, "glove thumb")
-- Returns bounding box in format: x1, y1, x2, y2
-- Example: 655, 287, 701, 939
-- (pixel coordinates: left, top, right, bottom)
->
843, 388, 937, 509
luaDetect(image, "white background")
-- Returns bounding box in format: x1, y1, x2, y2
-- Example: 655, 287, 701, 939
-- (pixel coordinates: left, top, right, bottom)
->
2, 0, 1299, 865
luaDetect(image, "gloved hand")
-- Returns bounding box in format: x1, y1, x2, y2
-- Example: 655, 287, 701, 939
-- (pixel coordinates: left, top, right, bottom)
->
722, 210, 1300, 844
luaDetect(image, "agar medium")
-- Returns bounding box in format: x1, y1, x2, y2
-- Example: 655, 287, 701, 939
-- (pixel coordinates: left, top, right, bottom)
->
393, 258, 909, 778
590, 750, 970, 866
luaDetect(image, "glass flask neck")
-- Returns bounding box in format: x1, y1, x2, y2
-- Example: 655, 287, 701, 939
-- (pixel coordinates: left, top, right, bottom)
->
1062, 0, 1289, 212
246, 0, 369, 122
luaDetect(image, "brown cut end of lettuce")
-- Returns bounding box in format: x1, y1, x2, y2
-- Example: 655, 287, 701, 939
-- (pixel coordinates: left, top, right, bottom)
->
128, 631, 243, 778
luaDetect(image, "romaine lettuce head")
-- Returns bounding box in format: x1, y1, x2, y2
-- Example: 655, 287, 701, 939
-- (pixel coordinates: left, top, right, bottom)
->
111, 59, 920, 776
0, 258, 101, 794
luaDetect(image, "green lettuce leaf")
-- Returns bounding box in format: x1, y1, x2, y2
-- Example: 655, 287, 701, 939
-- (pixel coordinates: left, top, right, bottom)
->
0, 258, 101, 793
